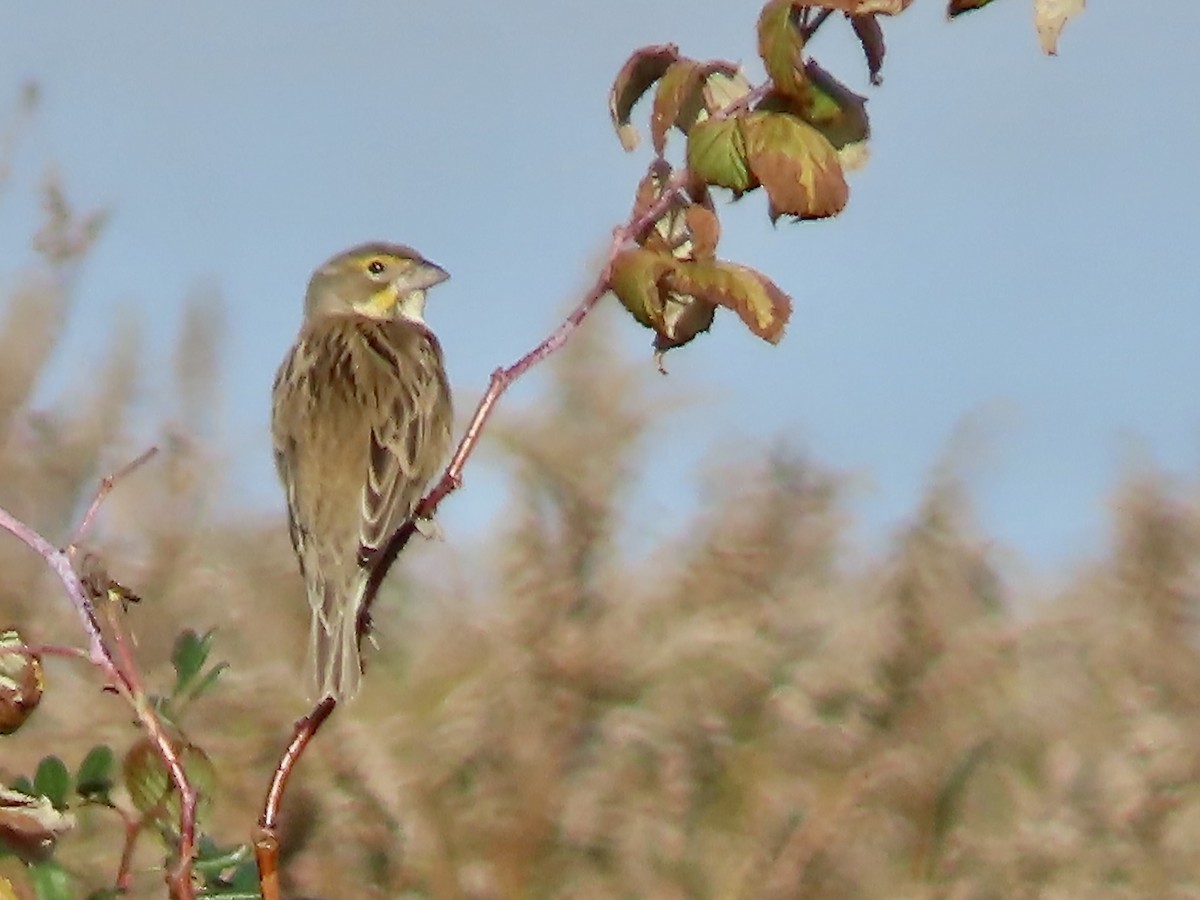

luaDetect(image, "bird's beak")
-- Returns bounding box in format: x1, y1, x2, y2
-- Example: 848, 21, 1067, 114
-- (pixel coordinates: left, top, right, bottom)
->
394, 260, 450, 294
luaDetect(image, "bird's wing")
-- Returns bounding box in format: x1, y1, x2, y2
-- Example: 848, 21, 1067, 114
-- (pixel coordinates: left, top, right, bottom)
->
357, 321, 451, 559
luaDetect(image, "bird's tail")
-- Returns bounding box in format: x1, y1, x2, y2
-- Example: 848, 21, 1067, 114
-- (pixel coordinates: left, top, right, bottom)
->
307, 576, 365, 702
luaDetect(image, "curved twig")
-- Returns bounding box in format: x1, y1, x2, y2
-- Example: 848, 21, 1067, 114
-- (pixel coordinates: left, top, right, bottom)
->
0, 449, 199, 898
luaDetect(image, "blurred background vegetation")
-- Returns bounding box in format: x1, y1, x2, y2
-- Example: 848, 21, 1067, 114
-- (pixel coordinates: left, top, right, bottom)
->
4, 90, 1200, 900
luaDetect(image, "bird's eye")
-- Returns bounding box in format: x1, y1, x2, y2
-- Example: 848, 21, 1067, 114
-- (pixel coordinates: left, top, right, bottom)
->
366, 259, 386, 275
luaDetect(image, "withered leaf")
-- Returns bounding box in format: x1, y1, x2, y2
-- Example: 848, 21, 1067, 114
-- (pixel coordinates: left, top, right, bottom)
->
740, 110, 849, 221
632, 160, 685, 254
946, 0, 1001, 17
1035, 0, 1085, 55
684, 203, 721, 260
687, 116, 755, 195
673, 63, 746, 136
814, 0, 913, 13
0, 787, 75, 863
656, 293, 719, 361
609, 44, 680, 152
664, 260, 792, 344
652, 59, 703, 155
757, 0, 806, 100
850, 14, 886, 84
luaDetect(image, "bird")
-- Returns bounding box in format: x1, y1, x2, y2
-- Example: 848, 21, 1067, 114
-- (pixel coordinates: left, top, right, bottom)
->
271, 242, 453, 701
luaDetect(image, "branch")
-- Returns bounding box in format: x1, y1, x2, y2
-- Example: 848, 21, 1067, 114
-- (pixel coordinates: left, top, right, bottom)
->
257, 67, 780, 895
254, 697, 337, 900
0, 449, 200, 898
68, 445, 158, 552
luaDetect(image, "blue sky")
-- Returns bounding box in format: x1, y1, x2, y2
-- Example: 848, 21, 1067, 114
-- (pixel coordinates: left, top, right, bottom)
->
0, 1, 1196, 575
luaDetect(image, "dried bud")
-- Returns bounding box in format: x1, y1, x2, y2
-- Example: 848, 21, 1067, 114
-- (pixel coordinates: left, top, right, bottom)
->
0, 629, 44, 734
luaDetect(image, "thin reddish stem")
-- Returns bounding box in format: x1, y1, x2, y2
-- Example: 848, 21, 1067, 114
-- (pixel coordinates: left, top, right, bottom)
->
68, 446, 158, 553
255, 697, 337, 900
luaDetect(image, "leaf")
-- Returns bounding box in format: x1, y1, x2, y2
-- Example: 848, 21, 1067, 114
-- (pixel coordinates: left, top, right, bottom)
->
28, 862, 73, 900
740, 110, 849, 221
946, 0, 1001, 17
608, 249, 675, 331
850, 14, 886, 84
631, 160, 683, 255
32, 758, 69, 811
757, 0, 806, 100
663, 61, 745, 143
663, 260, 792, 344
609, 44, 680, 151
0, 630, 43, 735
684, 202, 721, 261
188, 662, 228, 703
651, 59, 703, 155
1035, 0, 1085, 55
700, 70, 754, 115
75, 745, 115, 803
762, 61, 871, 171
123, 735, 215, 829
656, 293, 718, 357
171, 628, 212, 695
813, 0, 913, 12
0, 787, 75, 864
686, 117, 755, 195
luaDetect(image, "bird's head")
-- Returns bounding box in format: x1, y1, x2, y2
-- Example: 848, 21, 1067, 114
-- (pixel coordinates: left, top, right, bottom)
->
304, 242, 449, 323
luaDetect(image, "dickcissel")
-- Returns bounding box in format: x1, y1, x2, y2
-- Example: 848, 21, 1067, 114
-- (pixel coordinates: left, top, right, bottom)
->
271, 242, 453, 701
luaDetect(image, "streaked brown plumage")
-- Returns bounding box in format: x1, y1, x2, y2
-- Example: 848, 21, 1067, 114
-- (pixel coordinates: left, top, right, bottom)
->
271, 242, 452, 701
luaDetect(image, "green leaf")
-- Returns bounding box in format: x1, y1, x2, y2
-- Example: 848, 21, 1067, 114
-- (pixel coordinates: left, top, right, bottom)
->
194, 838, 253, 874
123, 736, 216, 829
757, 0, 806, 100
28, 861, 73, 900
740, 110, 848, 221
9, 776, 33, 795
75, 745, 115, 803
608, 44, 680, 151
798, 62, 870, 153
686, 117, 754, 194
32, 757, 69, 811
663, 260, 792, 344
188, 661, 228, 703
171, 628, 204, 696
171, 628, 215, 697
608, 248, 674, 331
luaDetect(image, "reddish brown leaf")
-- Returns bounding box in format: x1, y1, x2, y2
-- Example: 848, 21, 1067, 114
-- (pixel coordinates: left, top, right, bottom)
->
850, 14, 886, 84
947, 0, 1000, 16
740, 110, 849, 221
609, 44, 680, 152
0, 787, 74, 863
651, 60, 704, 155
684, 203, 721, 260
664, 260, 792, 344
757, 0, 806, 100
655, 293, 719, 359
